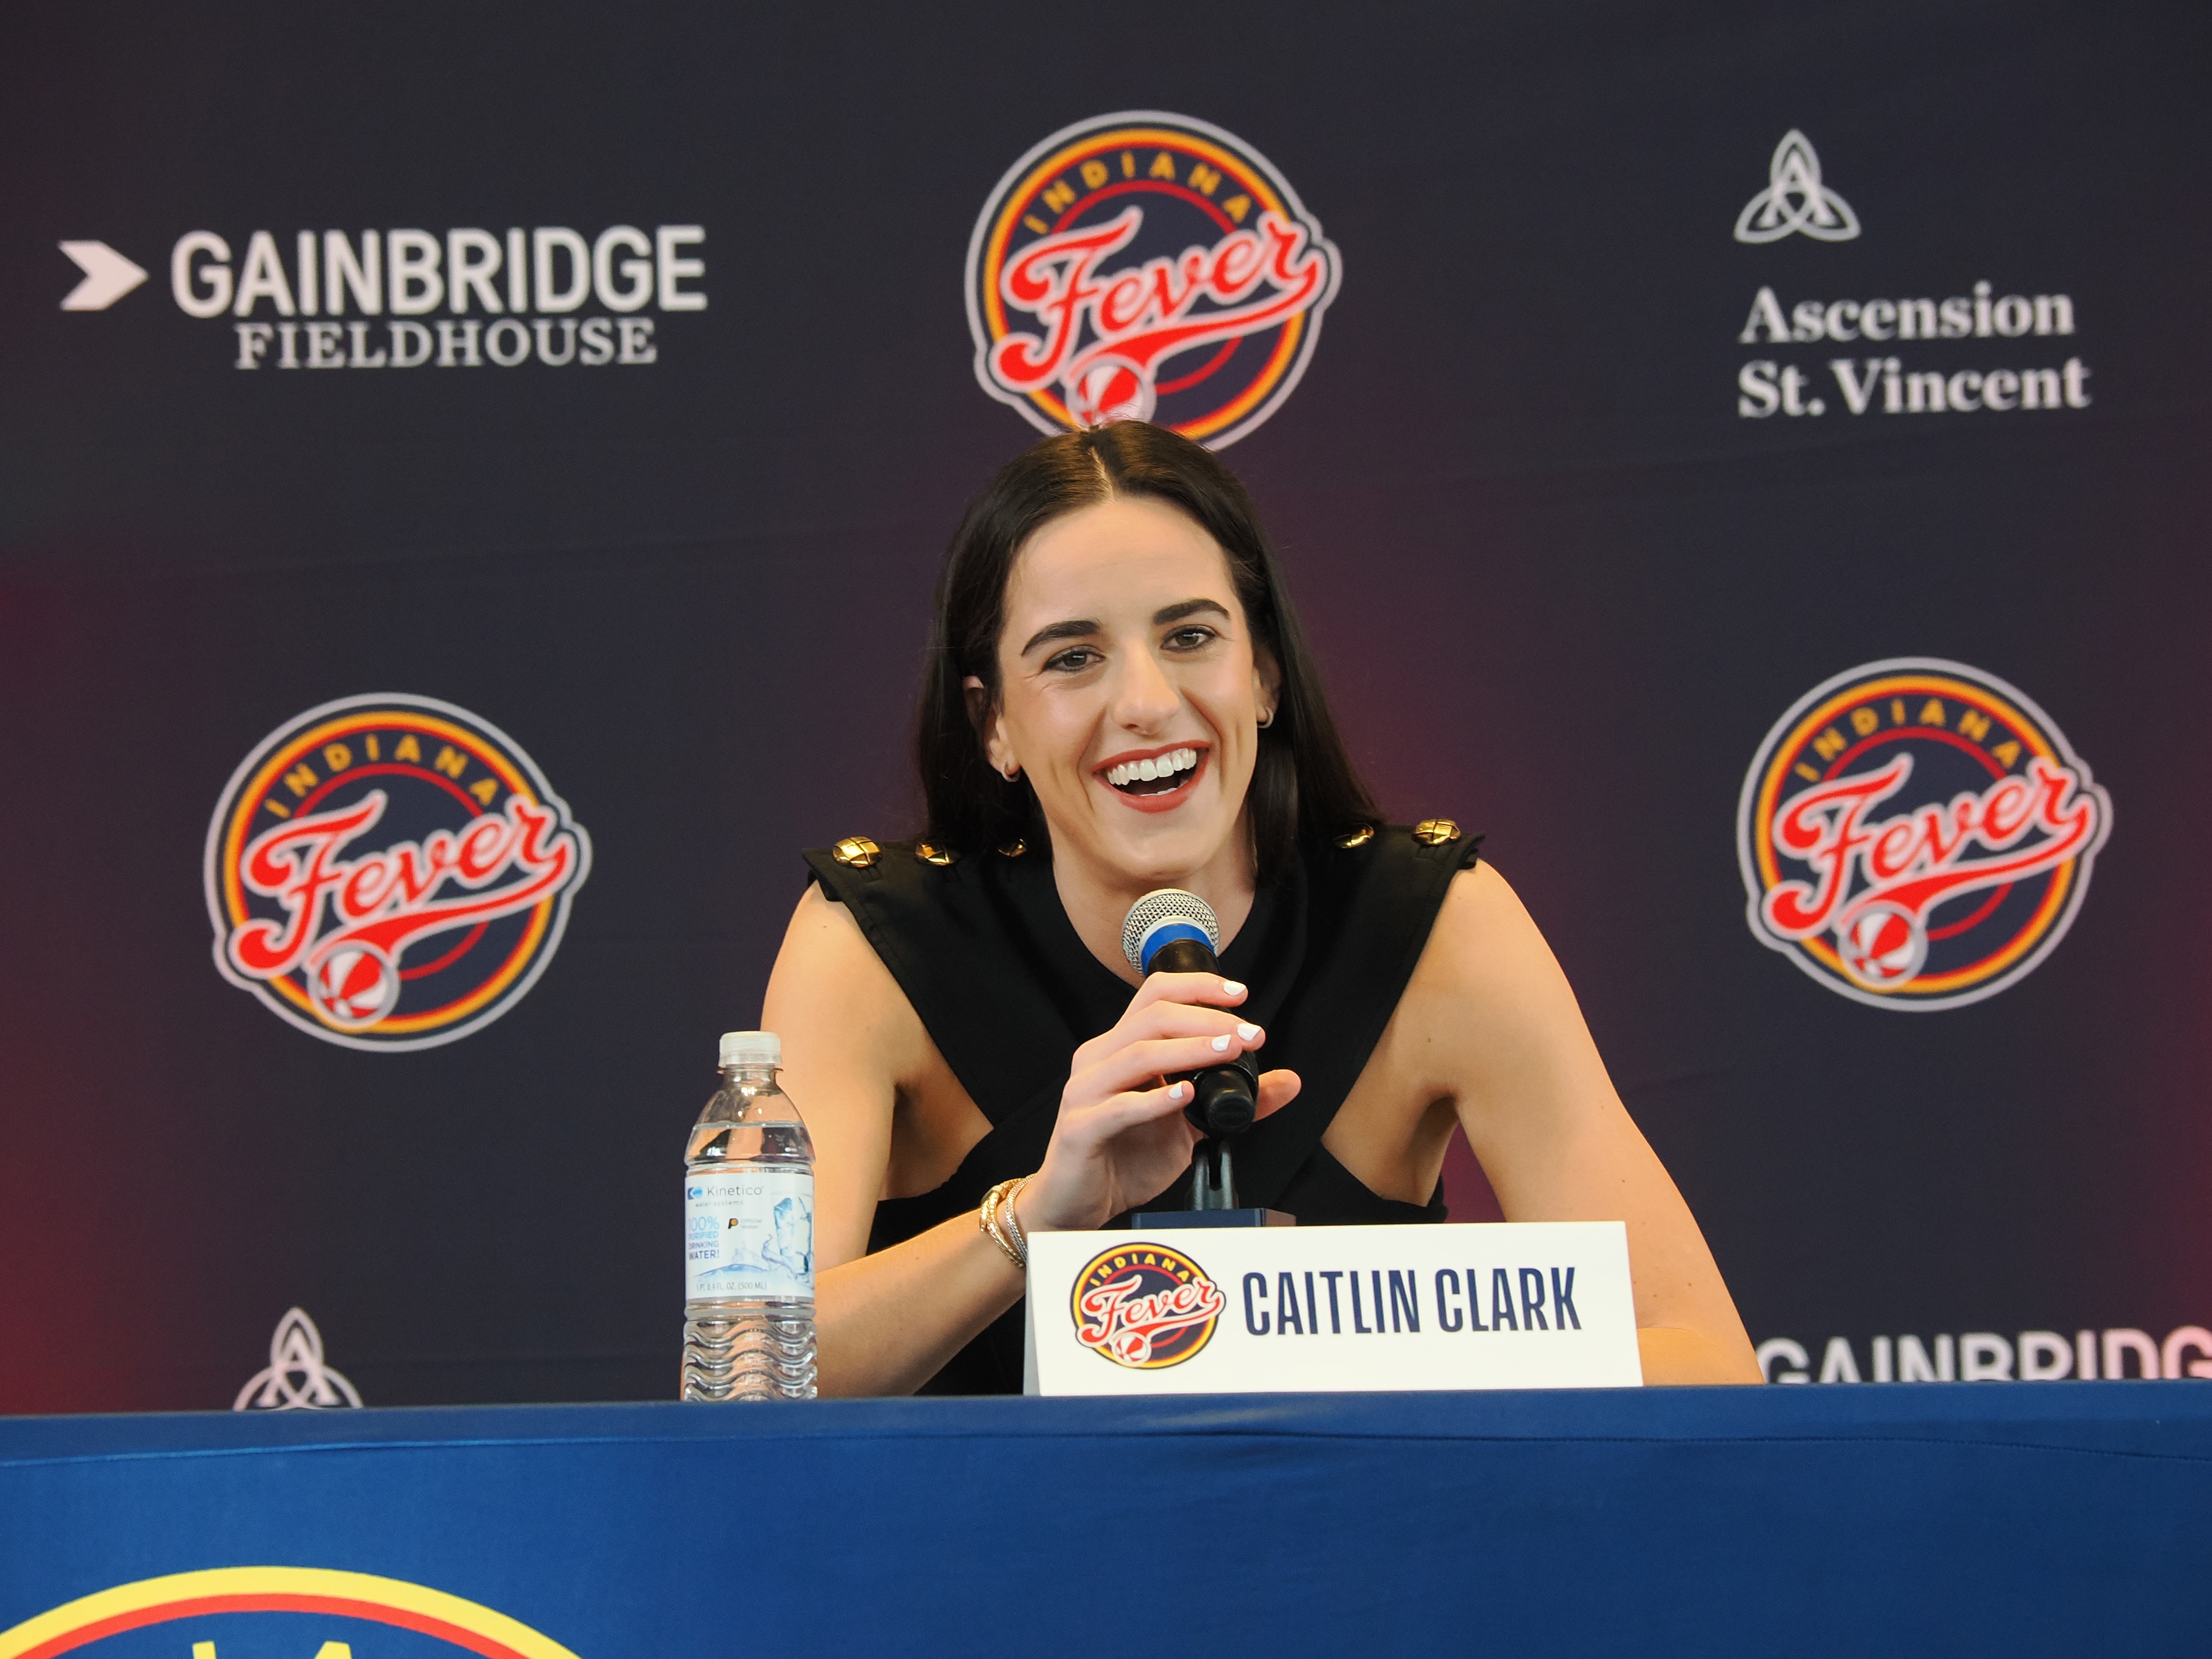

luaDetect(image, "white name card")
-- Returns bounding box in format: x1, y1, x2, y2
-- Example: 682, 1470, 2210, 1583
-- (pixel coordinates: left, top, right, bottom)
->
1024, 1222, 1642, 1396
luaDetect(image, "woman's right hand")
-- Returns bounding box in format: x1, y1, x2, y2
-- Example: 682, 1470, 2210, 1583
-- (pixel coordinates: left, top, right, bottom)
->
1017, 972, 1301, 1233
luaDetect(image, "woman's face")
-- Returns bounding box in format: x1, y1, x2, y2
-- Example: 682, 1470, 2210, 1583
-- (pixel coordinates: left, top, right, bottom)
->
978, 495, 1276, 892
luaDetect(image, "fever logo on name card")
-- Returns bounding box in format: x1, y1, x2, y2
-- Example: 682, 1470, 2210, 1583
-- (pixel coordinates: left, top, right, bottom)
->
1737, 658, 2110, 1010
966, 110, 1342, 448
1070, 1242, 1228, 1369
204, 694, 591, 1051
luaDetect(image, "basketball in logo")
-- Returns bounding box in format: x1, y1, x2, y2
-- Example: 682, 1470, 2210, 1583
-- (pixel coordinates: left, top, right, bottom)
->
204, 694, 591, 1051
1737, 658, 2110, 1010
1070, 1242, 1228, 1369
966, 110, 1342, 448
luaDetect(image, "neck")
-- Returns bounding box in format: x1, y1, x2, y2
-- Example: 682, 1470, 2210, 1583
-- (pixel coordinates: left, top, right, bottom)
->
1048, 819, 1258, 985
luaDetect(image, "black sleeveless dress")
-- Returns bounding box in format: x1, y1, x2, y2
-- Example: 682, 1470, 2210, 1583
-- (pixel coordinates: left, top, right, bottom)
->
803, 821, 1484, 1394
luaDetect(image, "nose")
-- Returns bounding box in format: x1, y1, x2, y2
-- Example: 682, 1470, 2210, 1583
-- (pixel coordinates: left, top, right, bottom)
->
1109, 643, 1180, 733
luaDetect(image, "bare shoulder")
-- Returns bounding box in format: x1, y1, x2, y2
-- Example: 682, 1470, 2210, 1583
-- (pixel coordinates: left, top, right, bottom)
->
1408, 862, 1578, 1012
772, 880, 882, 981
763, 882, 944, 1263
763, 882, 928, 1074
1394, 862, 1610, 1125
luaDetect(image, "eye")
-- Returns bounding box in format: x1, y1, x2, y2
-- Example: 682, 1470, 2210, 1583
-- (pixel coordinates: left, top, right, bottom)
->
1163, 626, 1218, 652
1044, 646, 1101, 674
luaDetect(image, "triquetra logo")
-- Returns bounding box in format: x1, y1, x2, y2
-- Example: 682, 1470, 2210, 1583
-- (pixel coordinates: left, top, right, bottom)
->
1070, 1241, 1227, 1369
1733, 128, 1860, 244
966, 110, 1342, 448
1738, 658, 2110, 1010
205, 694, 591, 1051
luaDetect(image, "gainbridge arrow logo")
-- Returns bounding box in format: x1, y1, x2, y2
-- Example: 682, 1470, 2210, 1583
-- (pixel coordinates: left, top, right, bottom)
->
57, 241, 148, 310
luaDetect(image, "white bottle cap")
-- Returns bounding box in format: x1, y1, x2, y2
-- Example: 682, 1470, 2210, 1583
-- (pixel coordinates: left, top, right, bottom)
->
718, 1030, 781, 1068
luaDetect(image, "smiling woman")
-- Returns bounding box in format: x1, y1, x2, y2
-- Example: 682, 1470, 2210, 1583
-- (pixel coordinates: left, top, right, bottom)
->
761, 421, 1760, 1395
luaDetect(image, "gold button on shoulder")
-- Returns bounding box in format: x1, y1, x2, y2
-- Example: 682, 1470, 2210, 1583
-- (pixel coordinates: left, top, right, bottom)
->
1412, 818, 1461, 847
914, 841, 956, 867
997, 837, 1028, 859
1334, 824, 1376, 850
832, 835, 880, 868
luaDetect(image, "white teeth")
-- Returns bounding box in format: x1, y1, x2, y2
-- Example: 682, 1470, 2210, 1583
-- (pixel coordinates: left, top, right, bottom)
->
1105, 749, 1200, 788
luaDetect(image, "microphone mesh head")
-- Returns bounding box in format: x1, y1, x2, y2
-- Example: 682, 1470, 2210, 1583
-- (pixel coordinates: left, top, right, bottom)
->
1121, 888, 1222, 973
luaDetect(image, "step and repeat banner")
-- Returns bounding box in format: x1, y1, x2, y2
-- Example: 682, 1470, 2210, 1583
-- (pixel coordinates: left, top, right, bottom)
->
2, 1, 2206, 1411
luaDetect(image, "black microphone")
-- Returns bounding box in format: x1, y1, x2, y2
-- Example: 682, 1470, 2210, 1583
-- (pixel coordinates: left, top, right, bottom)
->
1121, 888, 1257, 1138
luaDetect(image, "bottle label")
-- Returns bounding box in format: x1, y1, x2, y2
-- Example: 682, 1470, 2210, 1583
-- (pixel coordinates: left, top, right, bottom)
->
684, 1167, 814, 1302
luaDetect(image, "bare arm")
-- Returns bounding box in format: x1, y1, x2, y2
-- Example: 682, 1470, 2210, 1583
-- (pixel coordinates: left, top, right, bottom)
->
1412, 864, 1760, 1384
761, 882, 1298, 1397
761, 885, 1026, 1396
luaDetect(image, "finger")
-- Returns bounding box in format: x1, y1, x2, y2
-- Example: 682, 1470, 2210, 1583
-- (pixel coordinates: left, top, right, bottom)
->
1064, 1079, 1205, 1146
1070, 998, 1260, 1086
1089, 1028, 1263, 1091
1253, 1068, 1301, 1122
1075, 1033, 1266, 1100
1074, 988, 1244, 1068
1117, 1000, 1265, 1046
1124, 971, 1248, 1016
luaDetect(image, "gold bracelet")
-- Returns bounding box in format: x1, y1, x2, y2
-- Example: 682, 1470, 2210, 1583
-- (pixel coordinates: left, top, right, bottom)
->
980, 1182, 1017, 1269
998, 1176, 1030, 1265
979, 1177, 1028, 1271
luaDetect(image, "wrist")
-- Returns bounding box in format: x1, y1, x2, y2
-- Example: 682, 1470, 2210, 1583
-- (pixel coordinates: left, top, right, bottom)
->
1013, 1170, 1103, 1235
978, 1177, 1034, 1273
1004, 1178, 1032, 1235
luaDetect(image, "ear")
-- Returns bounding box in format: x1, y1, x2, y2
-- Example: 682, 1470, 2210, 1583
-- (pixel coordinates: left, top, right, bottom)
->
1253, 648, 1283, 725
963, 674, 1013, 775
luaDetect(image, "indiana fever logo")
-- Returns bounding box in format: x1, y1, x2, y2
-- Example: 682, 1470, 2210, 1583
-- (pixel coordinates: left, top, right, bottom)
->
1737, 658, 2110, 1011
0, 1566, 582, 1659
966, 110, 1342, 448
204, 694, 591, 1051
1071, 1242, 1227, 1369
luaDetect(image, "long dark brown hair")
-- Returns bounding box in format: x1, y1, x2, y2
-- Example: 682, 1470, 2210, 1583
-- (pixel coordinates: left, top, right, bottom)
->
916, 422, 1376, 884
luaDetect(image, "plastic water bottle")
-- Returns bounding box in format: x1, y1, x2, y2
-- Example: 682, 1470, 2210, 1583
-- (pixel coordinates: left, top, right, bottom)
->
681, 1031, 817, 1400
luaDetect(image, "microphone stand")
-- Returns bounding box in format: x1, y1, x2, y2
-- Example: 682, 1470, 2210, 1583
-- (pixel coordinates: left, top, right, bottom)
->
1122, 930, 1293, 1229
1192, 1135, 1238, 1211
1131, 1129, 1288, 1228
1131, 1050, 1292, 1229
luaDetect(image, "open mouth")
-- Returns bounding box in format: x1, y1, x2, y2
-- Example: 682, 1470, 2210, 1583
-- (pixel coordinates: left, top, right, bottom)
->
1099, 745, 1205, 800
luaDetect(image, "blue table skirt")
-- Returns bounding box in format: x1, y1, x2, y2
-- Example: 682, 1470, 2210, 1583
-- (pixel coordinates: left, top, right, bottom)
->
3, 1384, 2207, 1658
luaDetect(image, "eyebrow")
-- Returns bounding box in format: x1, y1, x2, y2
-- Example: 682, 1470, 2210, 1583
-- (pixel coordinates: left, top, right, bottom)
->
1018, 598, 1231, 658
1155, 598, 1231, 626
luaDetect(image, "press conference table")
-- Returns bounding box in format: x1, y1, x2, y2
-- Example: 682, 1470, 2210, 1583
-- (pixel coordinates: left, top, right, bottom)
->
2, 1384, 2206, 1657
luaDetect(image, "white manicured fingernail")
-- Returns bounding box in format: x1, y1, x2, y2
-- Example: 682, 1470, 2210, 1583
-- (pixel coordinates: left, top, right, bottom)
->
1221, 980, 1245, 996
1211, 1034, 1232, 1052
1169, 1082, 1190, 1100
1237, 1023, 1260, 1041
